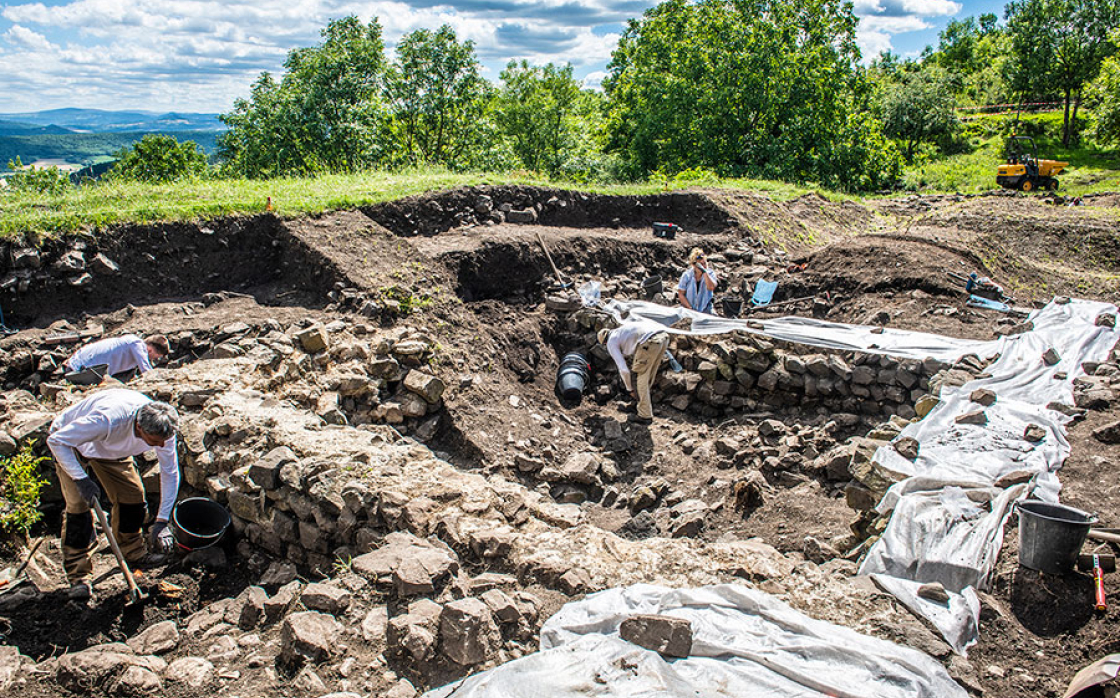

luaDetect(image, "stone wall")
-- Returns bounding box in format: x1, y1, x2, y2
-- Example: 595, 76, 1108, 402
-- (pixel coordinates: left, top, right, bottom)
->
568, 309, 946, 423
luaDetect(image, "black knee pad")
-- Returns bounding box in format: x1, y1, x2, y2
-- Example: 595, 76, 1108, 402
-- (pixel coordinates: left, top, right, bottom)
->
64, 512, 95, 549
118, 502, 148, 533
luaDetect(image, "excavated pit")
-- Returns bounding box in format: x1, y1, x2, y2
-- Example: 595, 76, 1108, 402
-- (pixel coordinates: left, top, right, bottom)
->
2, 187, 1120, 698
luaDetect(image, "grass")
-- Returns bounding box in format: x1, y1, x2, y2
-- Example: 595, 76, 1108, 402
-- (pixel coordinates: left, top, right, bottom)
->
901, 111, 1120, 195
3, 126, 1118, 239
0, 166, 852, 239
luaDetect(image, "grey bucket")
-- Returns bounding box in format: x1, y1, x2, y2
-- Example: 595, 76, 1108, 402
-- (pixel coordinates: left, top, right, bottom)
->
171, 497, 232, 551
1016, 500, 1097, 574
641, 275, 663, 299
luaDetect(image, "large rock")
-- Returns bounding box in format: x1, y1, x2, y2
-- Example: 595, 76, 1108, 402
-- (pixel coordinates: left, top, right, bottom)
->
249, 446, 298, 489
619, 614, 693, 658
56, 644, 138, 690
295, 325, 329, 353
387, 599, 442, 662
1093, 420, 1120, 444
439, 598, 501, 666
301, 582, 351, 615
165, 657, 215, 688
114, 665, 162, 694
126, 620, 180, 655
226, 586, 268, 629
0, 646, 25, 692
558, 451, 602, 485
281, 612, 342, 665
264, 580, 303, 624
352, 532, 459, 591
403, 370, 446, 404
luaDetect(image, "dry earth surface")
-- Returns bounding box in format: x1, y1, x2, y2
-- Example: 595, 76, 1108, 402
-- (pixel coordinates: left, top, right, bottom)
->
0, 186, 1118, 698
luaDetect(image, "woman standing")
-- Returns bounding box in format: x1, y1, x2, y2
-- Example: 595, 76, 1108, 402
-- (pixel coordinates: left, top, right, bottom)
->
676, 248, 718, 314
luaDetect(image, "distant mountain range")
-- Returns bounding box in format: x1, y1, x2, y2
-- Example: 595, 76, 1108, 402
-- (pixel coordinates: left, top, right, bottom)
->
0, 108, 226, 168
0, 108, 224, 135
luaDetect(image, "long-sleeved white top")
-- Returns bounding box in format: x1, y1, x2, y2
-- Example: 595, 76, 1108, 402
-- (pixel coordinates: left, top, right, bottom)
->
65, 335, 153, 376
605, 319, 668, 391
47, 389, 180, 521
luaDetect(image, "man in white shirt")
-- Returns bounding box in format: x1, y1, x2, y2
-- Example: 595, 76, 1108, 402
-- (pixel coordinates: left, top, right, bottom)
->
64, 334, 170, 385
598, 319, 671, 423
46, 389, 180, 600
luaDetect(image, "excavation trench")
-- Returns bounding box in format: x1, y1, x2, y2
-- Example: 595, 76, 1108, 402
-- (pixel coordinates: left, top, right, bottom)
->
2, 187, 1076, 697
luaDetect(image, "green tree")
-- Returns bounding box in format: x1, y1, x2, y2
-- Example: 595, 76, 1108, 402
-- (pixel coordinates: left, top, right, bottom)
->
880, 70, 960, 161
385, 25, 492, 168
109, 134, 208, 182
219, 16, 390, 177
1005, 0, 1120, 146
1086, 29, 1120, 146
495, 61, 602, 174
937, 14, 999, 75
603, 0, 900, 190
4, 156, 71, 195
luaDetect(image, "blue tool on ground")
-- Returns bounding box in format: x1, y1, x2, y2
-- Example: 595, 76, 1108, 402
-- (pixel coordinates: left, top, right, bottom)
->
0, 304, 15, 335
750, 280, 778, 307
665, 351, 683, 373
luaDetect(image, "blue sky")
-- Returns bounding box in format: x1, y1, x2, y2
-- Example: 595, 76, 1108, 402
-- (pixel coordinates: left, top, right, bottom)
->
0, 0, 1009, 115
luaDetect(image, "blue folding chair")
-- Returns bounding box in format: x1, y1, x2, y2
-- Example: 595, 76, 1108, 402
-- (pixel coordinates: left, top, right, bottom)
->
750, 280, 778, 308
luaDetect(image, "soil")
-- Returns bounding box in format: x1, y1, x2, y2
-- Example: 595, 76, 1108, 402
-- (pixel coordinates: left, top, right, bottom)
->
2, 185, 1120, 697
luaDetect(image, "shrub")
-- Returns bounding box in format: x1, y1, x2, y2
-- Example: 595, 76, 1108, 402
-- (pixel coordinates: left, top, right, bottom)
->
0, 440, 49, 536
5, 157, 72, 195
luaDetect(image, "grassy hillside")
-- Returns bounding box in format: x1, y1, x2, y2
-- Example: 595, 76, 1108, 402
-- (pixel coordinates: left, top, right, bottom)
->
0, 169, 836, 238
901, 112, 1120, 194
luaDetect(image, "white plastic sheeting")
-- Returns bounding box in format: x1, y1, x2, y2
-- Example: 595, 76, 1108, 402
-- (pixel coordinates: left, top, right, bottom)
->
424, 584, 970, 698
602, 299, 995, 361
860, 298, 1119, 654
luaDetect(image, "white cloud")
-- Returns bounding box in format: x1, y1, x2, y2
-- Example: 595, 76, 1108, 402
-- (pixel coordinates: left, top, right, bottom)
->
4, 24, 55, 50
899, 0, 961, 17
0, 0, 968, 112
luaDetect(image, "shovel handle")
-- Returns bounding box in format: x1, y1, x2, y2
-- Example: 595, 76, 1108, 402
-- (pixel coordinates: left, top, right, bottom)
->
91, 500, 146, 602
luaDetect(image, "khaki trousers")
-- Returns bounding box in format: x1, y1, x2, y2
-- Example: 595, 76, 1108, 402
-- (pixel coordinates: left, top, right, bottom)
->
56, 455, 147, 584
631, 332, 669, 419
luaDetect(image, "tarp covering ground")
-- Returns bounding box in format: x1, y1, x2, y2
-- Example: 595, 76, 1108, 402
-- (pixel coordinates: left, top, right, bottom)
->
425, 584, 970, 698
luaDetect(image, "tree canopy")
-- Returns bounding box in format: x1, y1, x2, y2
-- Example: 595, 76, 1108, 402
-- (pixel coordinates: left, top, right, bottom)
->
109, 134, 208, 182
603, 0, 900, 190
385, 25, 493, 169
219, 17, 390, 177
1005, 0, 1120, 145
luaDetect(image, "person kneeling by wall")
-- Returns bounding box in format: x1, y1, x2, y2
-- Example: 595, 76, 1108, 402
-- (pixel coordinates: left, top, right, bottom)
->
599, 319, 671, 424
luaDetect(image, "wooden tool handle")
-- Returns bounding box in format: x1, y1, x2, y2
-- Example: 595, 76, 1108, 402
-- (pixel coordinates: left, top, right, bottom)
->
91, 500, 145, 600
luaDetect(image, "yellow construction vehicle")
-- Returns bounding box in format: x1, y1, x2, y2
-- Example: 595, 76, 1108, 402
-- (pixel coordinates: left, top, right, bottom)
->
996, 135, 1067, 191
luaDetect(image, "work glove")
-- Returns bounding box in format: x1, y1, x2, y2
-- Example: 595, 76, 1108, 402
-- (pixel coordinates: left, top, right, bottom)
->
73, 477, 101, 506
150, 521, 175, 553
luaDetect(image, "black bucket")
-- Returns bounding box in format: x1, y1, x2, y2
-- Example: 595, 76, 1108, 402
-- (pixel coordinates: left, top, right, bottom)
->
641, 275, 663, 299
556, 352, 591, 401
1017, 500, 1096, 574
171, 497, 232, 551
721, 296, 742, 317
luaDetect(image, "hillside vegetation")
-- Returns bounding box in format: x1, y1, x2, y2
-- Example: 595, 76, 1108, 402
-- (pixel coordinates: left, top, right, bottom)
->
3, 0, 1120, 235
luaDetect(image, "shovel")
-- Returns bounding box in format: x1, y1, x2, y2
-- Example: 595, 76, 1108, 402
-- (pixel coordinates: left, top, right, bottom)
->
91, 499, 148, 604
0, 537, 43, 591
536, 232, 572, 290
